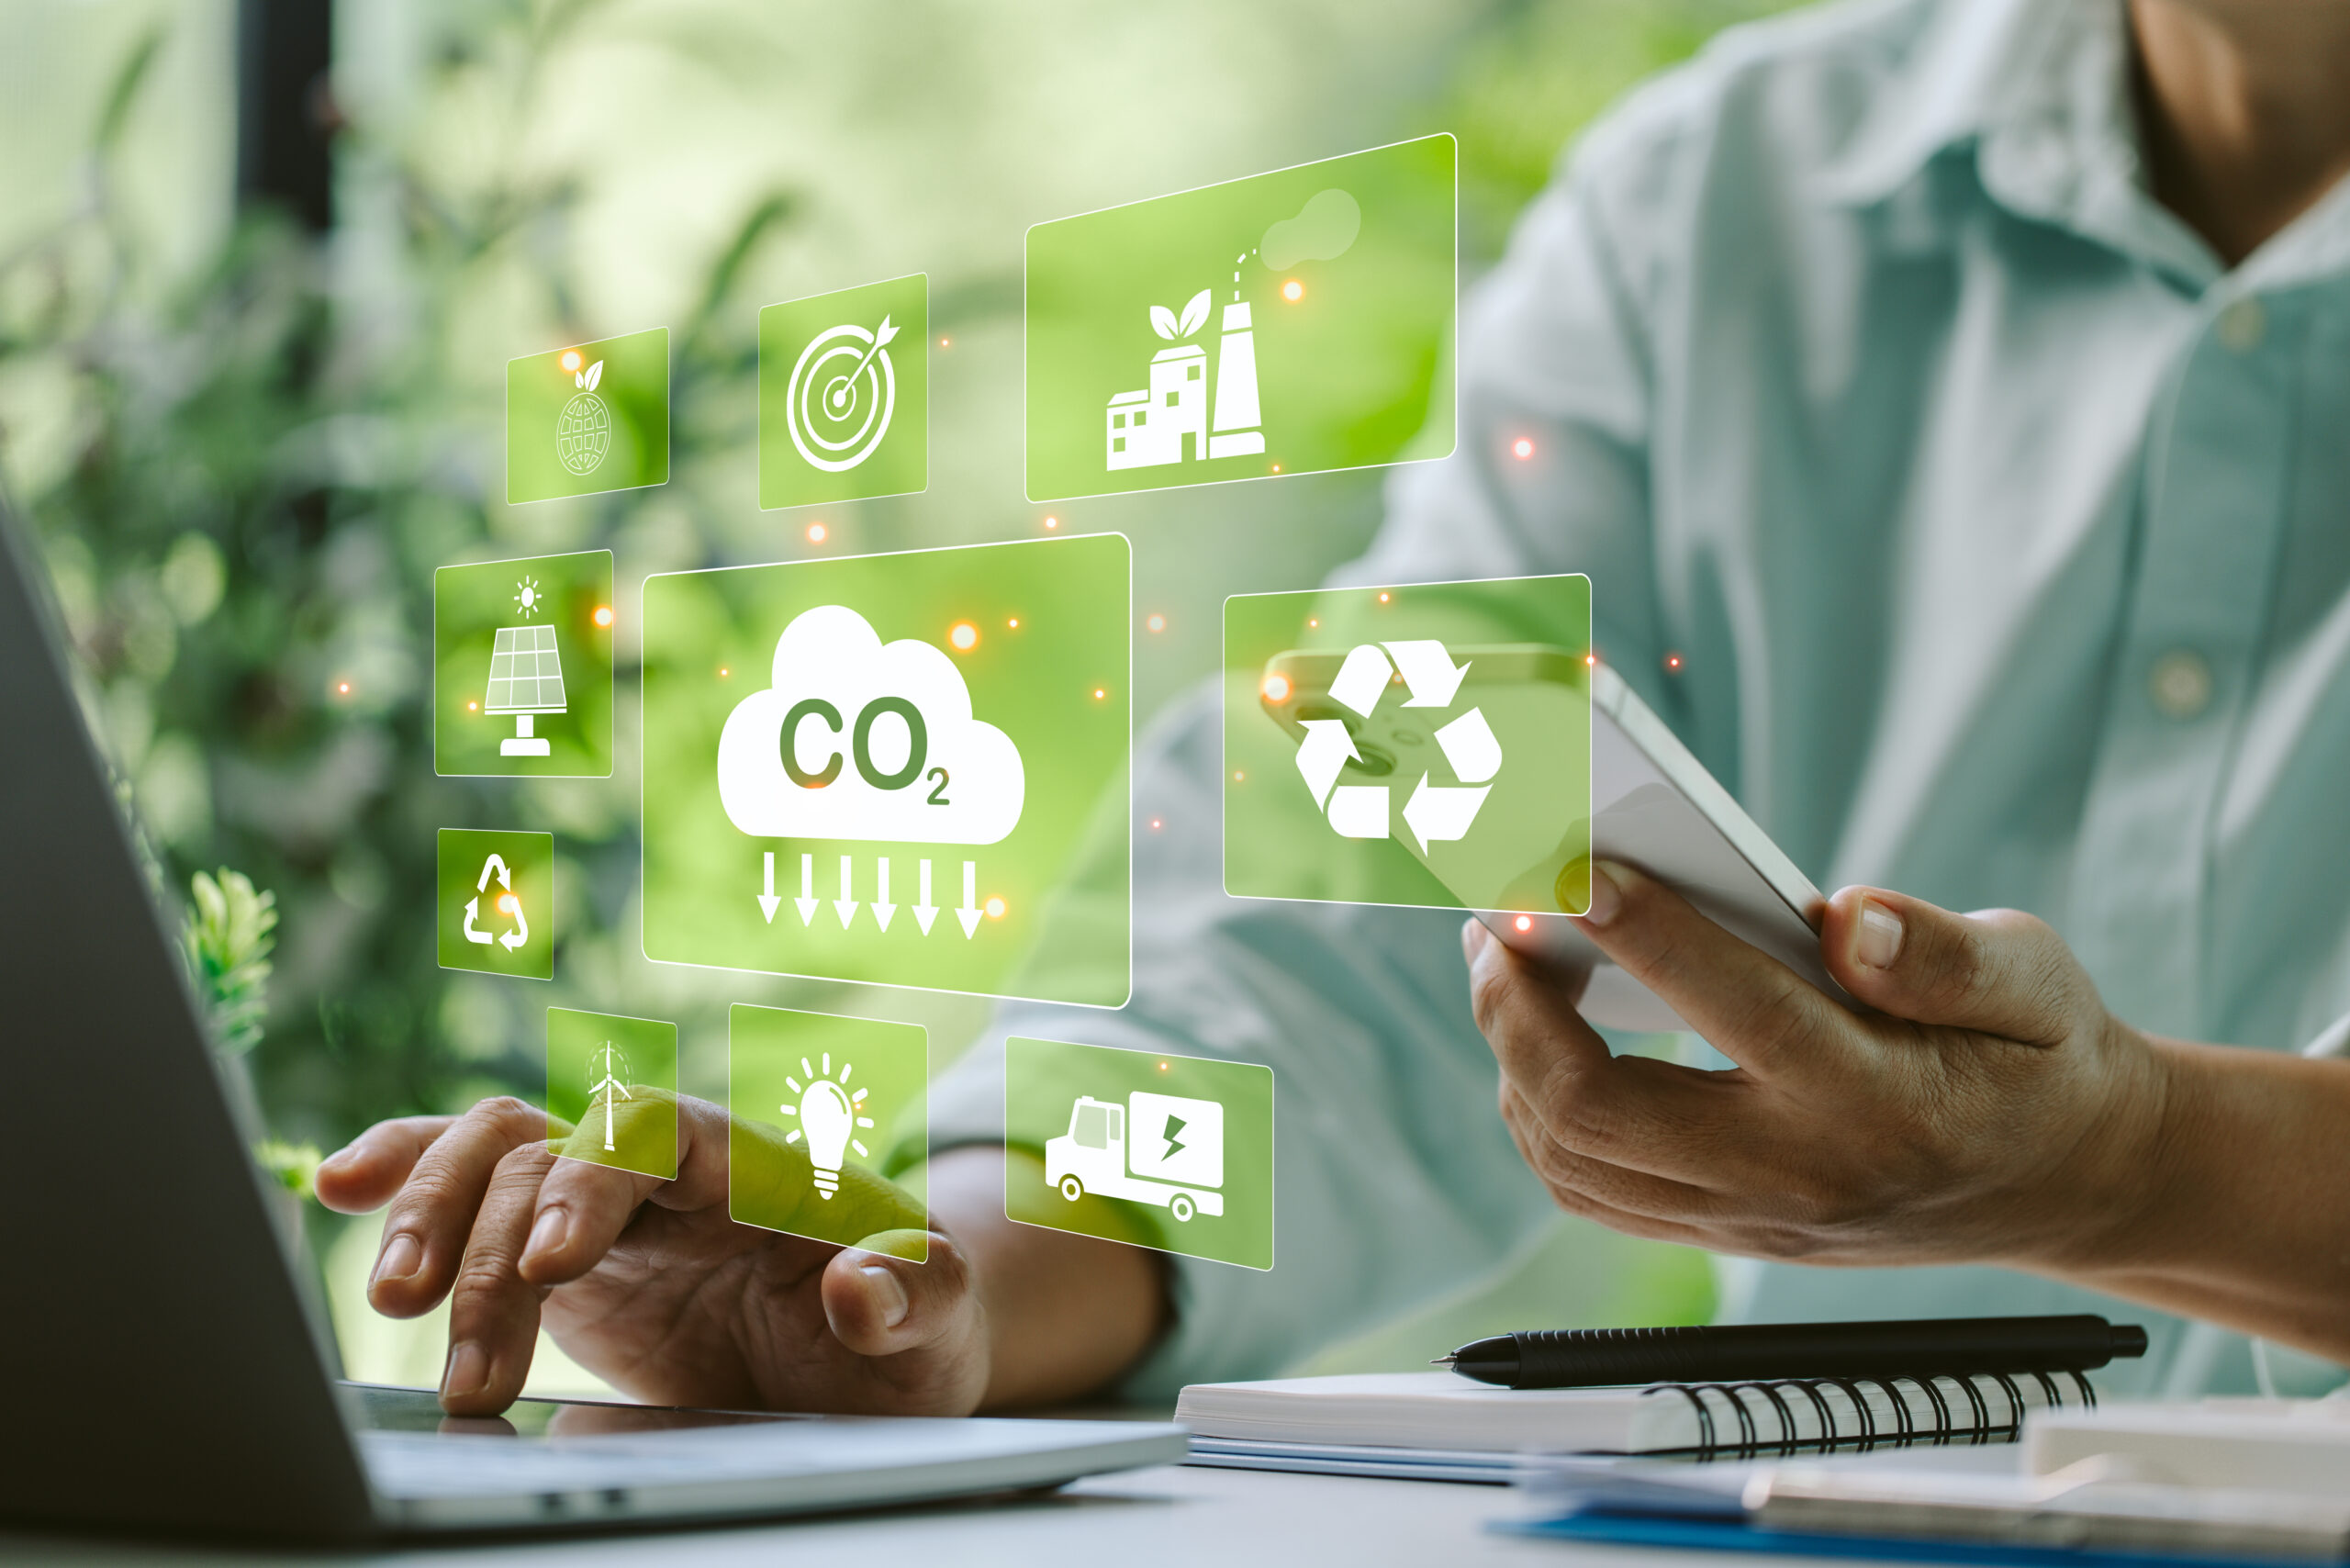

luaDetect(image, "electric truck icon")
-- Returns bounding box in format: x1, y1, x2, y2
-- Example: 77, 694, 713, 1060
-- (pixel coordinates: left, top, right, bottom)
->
1045, 1091, 1225, 1222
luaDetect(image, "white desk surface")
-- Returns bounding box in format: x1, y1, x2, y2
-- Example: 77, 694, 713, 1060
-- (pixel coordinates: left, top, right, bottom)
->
0, 1462, 1701, 1566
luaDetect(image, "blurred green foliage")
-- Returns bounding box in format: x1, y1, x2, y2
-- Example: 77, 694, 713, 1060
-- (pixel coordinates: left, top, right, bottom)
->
3, 0, 1799, 1367
183, 867, 278, 1056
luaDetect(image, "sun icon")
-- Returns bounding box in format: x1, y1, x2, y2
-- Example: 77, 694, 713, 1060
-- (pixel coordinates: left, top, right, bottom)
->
513, 576, 544, 619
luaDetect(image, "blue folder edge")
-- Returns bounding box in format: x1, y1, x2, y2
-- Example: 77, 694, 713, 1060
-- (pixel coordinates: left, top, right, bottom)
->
1496, 1512, 2328, 1568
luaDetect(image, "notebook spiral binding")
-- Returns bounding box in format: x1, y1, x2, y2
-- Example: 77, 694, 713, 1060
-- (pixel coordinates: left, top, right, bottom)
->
1639, 1369, 2098, 1462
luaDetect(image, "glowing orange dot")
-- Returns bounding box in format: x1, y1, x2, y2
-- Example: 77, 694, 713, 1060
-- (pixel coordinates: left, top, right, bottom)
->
1043, 516, 1059, 530
720, 667, 731, 678
949, 622, 979, 652
1007, 618, 1020, 630
939, 336, 951, 349
984, 896, 1006, 920
1146, 613, 1166, 633
1307, 618, 1319, 629
336, 681, 351, 695
1584, 654, 1596, 666
560, 350, 582, 373
467, 700, 478, 711
807, 522, 827, 543
498, 894, 517, 915
1262, 674, 1292, 703
1150, 818, 1163, 831
593, 606, 613, 628
1281, 279, 1304, 303
1158, 1061, 1170, 1071
1666, 653, 1683, 670
1270, 464, 1281, 473
1378, 592, 1391, 603
1513, 437, 1535, 460
1233, 770, 1246, 782
1093, 688, 1106, 700
1514, 914, 1533, 932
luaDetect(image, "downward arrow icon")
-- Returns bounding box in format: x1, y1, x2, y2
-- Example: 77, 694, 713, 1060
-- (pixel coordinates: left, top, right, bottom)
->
793, 852, 818, 925
871, 857, 897, 932
956, 860, 981, 938
757, 851, 781, 924
834, 855, 859, 928
913, 858, 939, 935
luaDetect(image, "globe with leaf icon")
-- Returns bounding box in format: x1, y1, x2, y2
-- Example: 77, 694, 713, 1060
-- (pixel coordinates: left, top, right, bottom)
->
555, 390, 611, 476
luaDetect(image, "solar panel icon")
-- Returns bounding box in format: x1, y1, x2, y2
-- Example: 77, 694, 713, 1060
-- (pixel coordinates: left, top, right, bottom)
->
487, 622, 567, 756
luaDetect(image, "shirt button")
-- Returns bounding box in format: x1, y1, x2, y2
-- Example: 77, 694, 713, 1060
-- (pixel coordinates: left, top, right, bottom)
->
2216, 297, 2266, 353
2149, 648, 2213, 720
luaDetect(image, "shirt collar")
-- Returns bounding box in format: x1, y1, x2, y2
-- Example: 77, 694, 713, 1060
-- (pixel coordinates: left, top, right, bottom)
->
1821, 0, 2220, 286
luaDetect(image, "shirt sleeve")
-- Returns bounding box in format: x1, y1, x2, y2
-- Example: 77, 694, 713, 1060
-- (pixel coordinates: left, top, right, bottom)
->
923, 134, 1682, 1398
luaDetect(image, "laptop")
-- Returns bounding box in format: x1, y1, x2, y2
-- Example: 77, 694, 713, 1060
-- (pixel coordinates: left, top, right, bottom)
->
0, 501, 1186, 1542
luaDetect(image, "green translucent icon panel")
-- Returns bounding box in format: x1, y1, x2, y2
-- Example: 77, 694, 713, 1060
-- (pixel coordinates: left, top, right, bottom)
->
728, 1006, 927, 1258
545, 1008, 678, 1180
435, 828, 554, 980
506, 326, 669, 504
640, 534, 1131, 1006
760, 274, 929, 510
1005, 1037, 1272, 1271
1024, 134, 1455, 503
1224, 575, 1593, 915
432, 550, 614, 777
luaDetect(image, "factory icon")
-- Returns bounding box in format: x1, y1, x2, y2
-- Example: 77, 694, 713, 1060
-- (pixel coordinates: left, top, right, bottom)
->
1104, 274, 1265, 471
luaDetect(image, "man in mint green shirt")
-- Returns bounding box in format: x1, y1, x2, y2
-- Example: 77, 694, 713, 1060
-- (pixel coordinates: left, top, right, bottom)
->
324, 0, 2350, 1417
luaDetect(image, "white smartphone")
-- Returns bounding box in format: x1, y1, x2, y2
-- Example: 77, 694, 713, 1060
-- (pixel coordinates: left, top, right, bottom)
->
1259, 648, 1844, 1031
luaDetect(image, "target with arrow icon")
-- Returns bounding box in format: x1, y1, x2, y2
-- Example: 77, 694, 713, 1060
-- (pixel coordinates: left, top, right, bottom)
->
760, 274, 930, 508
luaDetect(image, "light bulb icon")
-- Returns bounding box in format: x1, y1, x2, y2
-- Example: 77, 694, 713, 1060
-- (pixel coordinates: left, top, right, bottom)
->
780, 1053, 873, 1200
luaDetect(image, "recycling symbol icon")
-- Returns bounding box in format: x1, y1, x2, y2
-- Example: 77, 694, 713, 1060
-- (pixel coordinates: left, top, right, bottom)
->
1292, 640, 1502, 852
462, 855, 532, 952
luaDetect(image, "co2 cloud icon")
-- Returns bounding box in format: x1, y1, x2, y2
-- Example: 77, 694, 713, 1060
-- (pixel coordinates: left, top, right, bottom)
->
717, 605, 1024, 846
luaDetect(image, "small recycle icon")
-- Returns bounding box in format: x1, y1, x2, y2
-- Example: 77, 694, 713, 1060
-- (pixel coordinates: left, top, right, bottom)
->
1292, 640, 1502, 852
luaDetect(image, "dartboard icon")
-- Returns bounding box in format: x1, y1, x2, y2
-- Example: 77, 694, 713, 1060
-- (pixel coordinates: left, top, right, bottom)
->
786, 315, 900, 472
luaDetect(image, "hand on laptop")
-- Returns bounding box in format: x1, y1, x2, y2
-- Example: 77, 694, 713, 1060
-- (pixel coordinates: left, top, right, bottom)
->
317, 1094, 1164, 1417
1460, 859, 2171, 1271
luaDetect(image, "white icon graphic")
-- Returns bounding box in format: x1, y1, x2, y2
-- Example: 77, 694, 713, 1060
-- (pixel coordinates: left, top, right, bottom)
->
756, 850, 987, 941
460, 854, 530, 951
778, 1052, 874, 1200
485, 575, 566, 757
1046, 1092, 1225, 1223
555, 357, 610, 476
1105, 281, 1264, 470
586, 1041, 632, 1153
717, 605, 1024, 844
1292, 640, 1501, 851
787, 315, 899, 472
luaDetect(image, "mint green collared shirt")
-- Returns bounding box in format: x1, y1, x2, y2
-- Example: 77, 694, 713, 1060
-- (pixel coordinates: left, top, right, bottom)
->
930, 0, 2350, 1397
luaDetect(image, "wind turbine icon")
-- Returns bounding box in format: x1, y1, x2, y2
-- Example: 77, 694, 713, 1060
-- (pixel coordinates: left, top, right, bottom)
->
587, 1042, 632, 1153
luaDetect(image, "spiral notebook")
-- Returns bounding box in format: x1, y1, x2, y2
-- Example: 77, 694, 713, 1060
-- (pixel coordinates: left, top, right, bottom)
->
1178, 1369, 2098, 1483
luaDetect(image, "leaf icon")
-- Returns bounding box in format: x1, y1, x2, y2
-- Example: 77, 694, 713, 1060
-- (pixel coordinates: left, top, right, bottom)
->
1149, 305, 1179, 342
585, 360, 604, 393
1177, 288, 1212, 339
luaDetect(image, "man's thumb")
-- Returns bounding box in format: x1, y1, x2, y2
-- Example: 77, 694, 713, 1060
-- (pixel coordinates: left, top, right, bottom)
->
821, 1231, 970, 1356
1821, 887, 2099, 1045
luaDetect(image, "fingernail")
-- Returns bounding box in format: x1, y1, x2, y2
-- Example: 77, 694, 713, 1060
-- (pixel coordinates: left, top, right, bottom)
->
861, 1265, 909, 1329
372, 1232, 421, 1288
442, 1341, 488, 1400
1580, 861, 1626, 926
1857, 899, 1905, 969
524, 1207, 568, 1264
1460, 917, 1490, 961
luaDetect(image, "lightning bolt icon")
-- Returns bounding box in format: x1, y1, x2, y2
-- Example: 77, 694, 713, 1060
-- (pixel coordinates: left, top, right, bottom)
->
1162, 1114, 1188, 1164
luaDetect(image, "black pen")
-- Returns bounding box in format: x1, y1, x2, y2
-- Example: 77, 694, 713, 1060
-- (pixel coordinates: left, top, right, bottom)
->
1435, 1315, 2150, 1390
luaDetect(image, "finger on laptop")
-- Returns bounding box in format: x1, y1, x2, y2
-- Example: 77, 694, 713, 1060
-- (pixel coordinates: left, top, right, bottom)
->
519, 1092, 712, 1285
366, 1096, 545, 1317
314, 1114, 459, 1214
439, 1138, 559, 1416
